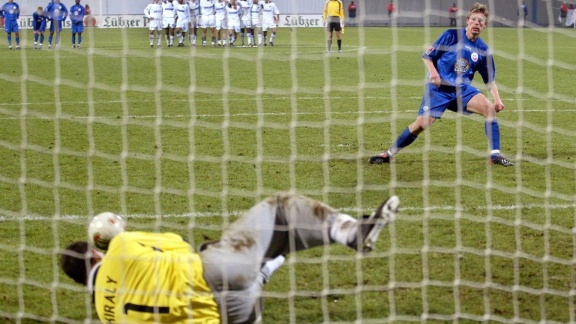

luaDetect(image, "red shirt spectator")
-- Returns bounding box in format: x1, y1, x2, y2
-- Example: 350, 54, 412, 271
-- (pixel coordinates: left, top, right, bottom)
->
448, 3, 457, 27
560, 1, 568, 27
348, 1, 357, 26
348, 1, 356, 18
387, 0, 394, 18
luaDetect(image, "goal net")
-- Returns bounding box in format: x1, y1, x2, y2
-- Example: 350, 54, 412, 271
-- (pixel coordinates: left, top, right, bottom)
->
1, 0, 575, 322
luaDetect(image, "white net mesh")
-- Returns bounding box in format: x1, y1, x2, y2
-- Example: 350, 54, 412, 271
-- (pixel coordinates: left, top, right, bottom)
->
1, 0, 576, 322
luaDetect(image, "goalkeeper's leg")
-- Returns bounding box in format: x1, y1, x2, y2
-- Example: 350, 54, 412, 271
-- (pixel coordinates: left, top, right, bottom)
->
201, 193, 400, 273
203, 193, 399, 260
201, 193, 399, 322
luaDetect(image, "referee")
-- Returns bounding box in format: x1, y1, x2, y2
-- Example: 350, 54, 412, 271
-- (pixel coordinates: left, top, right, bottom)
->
323, 0, 345, 53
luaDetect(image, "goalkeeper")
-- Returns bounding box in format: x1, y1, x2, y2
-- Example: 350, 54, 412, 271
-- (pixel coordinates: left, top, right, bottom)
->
369, 2, 514, 167
61, 193, 400, 323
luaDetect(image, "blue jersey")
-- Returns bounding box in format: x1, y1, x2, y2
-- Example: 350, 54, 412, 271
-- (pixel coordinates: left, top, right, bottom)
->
45, 1, 67, 21
422, 28, 496, 87
32, 11, 47, 30
69, 4, 84, 23
1, 1, 19, 22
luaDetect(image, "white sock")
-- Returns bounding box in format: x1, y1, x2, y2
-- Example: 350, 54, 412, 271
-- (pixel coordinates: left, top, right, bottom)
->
259, 255, 285, 284
170, 35, 174, 45
258, 33, 262, 45
156, 34, 162, 46
270, 32, 276, 43
149, 35, 154, 45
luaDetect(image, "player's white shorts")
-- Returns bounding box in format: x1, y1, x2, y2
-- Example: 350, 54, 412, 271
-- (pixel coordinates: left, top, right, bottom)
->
190, 16, 199, 29
201, 14, 215, 28
215, 17, 227, 30
176, 19, 189, 32
148, 19, 162, 31
262, 20, 276, 31
228, 23, 240, 33
241, 17, 251, 28
162, 17, 176, 28
251, 18, 261, 28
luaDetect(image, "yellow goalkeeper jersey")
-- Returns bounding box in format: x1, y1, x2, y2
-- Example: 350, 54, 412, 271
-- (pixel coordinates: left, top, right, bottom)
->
323, 0, 345, 21
93, 232, 220, 324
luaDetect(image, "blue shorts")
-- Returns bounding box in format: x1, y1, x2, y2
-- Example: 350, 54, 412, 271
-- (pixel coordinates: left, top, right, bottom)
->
71, 22, 84, 33
50, 20, 63, 32
4, 20, 18, 33
418, 83, 482, 118
33, 23, 46, 33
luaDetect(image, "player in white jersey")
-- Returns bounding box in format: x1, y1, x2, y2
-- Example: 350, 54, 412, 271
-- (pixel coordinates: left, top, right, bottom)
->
261, 0, 279, 46
188, 0, 200, 45
144, 0, 163, 48
214, 0, 227, 46
199, 0, 216, 47
238, 0, 251, 46
162, 0, 176, 46
248, 0, 262, 46
226, 0, 241, 46
174, 0, 190, 46
249, 0, 262, 46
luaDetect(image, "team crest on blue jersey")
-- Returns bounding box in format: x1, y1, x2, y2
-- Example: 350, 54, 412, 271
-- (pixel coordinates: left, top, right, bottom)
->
454, 58, 469, 73
471, 52, 479, 62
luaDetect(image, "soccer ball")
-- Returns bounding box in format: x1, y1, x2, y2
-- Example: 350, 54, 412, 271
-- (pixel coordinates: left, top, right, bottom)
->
88, 212, 126, 251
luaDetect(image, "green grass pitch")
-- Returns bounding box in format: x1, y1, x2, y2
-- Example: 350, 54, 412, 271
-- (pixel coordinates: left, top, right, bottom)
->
0, 26, 575, 323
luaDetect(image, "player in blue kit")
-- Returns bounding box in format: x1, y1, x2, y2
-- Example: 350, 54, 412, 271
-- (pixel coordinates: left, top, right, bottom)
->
370, 3, 514, 167
32, 7, 47, 49
69, 0, 84, 48
44, 0, 68, 48
1, 0, 20, 50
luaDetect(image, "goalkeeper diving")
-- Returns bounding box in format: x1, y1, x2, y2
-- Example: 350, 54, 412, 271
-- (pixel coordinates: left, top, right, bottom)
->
61, 193, 400, 323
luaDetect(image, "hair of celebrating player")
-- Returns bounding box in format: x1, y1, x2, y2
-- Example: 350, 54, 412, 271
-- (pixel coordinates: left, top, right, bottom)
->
467, 2, 489, 19
60, 241, 91, 285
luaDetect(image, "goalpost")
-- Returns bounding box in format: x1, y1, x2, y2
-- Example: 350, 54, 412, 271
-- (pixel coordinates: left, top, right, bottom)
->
1, 0, 576, 322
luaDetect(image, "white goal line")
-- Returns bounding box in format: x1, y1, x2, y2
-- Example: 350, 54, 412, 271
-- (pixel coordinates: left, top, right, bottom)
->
1, 202, 574, 222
